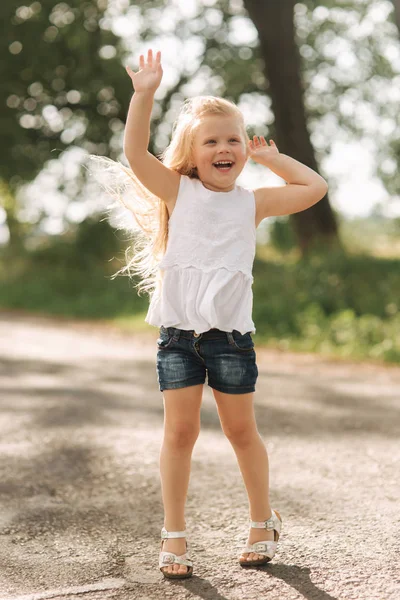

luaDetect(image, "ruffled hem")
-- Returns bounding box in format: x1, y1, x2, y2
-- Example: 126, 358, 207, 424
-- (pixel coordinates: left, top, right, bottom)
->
145, 265, 255, 335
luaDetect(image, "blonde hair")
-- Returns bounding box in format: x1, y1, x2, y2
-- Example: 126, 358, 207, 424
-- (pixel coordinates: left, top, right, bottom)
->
87, 95, 250, 300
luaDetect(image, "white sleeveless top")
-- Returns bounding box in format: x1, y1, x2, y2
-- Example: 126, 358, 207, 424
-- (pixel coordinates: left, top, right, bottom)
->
145, 175, 257, 334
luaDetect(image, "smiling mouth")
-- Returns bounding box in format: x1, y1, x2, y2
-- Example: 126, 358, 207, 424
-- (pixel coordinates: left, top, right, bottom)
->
213, 160, 234, 172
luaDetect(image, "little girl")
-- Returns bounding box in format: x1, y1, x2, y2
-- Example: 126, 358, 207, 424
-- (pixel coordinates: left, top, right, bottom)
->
121, 49, 328, 579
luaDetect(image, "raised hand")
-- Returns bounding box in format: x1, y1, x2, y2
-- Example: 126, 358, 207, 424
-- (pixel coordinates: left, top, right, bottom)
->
248, 136, 279, 165
126, 49, 163, 93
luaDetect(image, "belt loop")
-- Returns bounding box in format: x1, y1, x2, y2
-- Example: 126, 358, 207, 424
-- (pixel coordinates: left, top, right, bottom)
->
227, 331, 234, 346
172, 328, 181, 342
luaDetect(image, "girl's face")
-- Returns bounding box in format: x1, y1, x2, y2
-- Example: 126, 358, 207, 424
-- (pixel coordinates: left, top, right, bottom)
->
191, 115, 248, 192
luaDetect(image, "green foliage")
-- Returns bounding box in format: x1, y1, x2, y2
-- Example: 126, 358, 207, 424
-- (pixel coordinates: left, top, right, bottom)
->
29, 217, 123, 269
0, 237, 147, 320
1, 233, 399, 363
1, 0, 399, 361
1, 262, 147, 320
0, 216, 142, 319
290, 304, 400, 362
74, 217, 123, 263
3, 0, 399, 254
251, 248, 399, 363
0, 0, 135, 188
254, 249, 399, 320
269, 217, 297, 252
294, 0, 399, 195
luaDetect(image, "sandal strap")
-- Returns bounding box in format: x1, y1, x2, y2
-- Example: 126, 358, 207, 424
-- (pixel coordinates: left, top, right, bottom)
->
250, 509, 281, 535
159, 551, 193, 568
241, 540, 277, 559
161, 527, 186, 539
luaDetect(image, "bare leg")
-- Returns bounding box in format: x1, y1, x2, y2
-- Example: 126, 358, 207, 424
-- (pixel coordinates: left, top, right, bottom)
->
230, 432, 272, 520
159, 385, 203, 575
229, 432, 274, 561
212, 389, 274, 563
159, 436, 197, 574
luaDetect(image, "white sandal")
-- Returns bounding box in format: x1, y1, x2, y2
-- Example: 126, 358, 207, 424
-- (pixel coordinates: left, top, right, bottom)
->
159, 526, 194, 579
239, 509, 282, 567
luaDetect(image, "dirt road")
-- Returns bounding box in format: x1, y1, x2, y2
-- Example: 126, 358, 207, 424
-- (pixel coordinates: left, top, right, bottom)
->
0, 312, 399, 600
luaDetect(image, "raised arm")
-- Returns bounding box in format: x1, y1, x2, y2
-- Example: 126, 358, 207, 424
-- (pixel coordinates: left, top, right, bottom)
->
124, 49, 180, 203
249, 136, 328, 220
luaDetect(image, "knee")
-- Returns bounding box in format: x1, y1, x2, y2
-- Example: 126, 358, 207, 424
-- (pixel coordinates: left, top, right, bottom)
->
223, 424, 259, 446
164, 423, 200, 447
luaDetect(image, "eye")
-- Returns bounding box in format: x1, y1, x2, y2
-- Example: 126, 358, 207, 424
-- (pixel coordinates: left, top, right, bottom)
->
230, 138, 240, 142
206, 140, 216, 144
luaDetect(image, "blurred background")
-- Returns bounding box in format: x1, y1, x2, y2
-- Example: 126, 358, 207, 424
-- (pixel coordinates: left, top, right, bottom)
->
1, 0, 399, 363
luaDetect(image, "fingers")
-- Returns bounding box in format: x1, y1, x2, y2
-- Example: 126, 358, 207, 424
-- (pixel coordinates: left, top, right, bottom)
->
136, 49, 161, 70
125, 65, 136, 77
249, 135, 275, 147
150, 49, 162, 64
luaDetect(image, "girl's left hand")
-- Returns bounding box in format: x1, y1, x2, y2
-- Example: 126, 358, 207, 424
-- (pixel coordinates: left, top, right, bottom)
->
248, 136, 279, 165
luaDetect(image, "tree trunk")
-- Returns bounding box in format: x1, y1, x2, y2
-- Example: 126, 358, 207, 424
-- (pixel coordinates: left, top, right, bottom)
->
391, 0, 400, 31
243, 0, 340, 254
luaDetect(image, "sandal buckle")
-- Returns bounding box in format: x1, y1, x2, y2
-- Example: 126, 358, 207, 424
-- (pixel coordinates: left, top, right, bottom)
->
265, 517, 274, 530
253, 542, 267, 553
162, 554, 174, 564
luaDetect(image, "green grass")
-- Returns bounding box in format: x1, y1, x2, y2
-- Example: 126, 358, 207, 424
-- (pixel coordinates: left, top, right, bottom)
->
250, 247, 400, 363
1, 224, 399, 364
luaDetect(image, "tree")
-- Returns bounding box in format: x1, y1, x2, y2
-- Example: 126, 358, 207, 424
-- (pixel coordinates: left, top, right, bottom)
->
243, 0, 338, 252
392, 0, 400, 29
300, 0, 399, 209
0, 0, 135, 246
2, 0, 398, 252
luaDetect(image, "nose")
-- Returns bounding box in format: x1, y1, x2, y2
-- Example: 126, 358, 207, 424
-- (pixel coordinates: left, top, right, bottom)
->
216, 143, 231, 153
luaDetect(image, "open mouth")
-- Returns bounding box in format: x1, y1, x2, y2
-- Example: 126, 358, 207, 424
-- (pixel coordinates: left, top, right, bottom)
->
213, 160, 234, 172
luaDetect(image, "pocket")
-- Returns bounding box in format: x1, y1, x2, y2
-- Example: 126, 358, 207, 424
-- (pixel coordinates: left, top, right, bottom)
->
156, 327, 175, 349
230, 331, 254, 352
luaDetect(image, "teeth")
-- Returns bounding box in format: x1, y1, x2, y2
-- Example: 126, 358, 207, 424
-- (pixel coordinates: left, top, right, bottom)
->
214, 161, 232, 166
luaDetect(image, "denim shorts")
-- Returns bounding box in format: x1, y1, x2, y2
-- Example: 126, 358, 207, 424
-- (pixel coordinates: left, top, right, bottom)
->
156, 326, 258, 394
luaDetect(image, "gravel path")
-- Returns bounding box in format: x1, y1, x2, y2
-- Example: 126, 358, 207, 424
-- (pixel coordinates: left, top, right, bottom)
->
0, 311, 399, 600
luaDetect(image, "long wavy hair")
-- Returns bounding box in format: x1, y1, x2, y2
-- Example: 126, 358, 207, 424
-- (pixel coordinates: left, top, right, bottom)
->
87, 95, 250, 299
